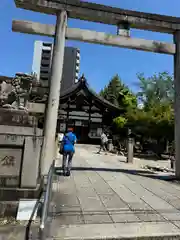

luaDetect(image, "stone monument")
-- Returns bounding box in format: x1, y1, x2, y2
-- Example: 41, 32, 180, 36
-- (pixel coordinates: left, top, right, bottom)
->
0, 73, 45, 213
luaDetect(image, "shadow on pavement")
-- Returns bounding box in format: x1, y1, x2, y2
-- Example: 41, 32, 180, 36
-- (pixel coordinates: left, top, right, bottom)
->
55, 167, 176, 182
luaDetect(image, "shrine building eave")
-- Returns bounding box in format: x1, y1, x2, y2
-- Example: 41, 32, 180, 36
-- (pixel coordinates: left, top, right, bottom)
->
60, 78, 124, 113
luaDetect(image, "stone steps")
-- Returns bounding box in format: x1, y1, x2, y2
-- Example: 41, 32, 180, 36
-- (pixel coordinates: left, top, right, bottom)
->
48, 221, 180, 240
1, 220, 180, 240
0, 221, 40, 239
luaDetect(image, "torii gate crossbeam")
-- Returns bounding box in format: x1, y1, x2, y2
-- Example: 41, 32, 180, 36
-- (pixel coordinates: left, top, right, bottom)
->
12, 20, 175, 55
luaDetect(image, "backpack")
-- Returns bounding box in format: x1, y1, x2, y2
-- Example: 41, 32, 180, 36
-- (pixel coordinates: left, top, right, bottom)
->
59, 134, 74, 155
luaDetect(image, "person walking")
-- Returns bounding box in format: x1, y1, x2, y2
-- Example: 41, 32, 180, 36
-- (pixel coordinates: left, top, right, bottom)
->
61, 127, 77, 176
98, 131, 108, 154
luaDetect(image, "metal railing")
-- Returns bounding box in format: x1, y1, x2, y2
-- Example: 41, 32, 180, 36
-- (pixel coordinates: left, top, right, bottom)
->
39, 160, 55, 240
25, 189, 43, 240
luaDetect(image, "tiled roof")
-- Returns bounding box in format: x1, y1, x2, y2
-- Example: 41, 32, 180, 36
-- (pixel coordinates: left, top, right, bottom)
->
60, 76, 123, 112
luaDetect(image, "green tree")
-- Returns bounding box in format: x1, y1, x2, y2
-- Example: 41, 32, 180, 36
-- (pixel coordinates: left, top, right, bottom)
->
125, 103, 174, 141
125, 72, 174, 147
100, 75, 137, 132
114, 72, 174, 145
101, 72, 174, 151
100, 74, 137, 109
137, 71, 174, 110
113, 116, 127, 130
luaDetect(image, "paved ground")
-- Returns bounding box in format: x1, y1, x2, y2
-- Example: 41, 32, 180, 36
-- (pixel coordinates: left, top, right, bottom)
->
48, 145, 180, 239
1, 145, 179, 239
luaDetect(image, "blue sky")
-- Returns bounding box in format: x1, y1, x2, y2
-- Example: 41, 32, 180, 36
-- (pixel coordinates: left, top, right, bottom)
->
0, 0, 179, 93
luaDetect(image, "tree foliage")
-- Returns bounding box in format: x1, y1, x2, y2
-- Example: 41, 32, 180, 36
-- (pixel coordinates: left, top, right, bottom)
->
125, 103, 174, 141
137, 71, 174, 110
101, 72, 174, 145
100, 74, 137, 109
128, 72, 174, 142
113, 116, 127, 130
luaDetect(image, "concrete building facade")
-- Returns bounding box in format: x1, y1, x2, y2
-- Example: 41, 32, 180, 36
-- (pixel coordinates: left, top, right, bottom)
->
32, 41, 80, 91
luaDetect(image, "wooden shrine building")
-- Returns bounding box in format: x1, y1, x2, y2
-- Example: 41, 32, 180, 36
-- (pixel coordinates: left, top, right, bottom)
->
57, 76, 122, 143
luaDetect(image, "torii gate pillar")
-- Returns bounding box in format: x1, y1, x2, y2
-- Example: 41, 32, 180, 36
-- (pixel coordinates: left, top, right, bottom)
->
174, 31, 180, 179
40, 10, 67, 175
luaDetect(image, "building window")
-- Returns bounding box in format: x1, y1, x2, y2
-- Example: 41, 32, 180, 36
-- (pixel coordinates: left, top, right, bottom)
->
41, 63, 50, 67
43, 43, 52, 47
40, 77, 49, 81
40, 70, 49, 74
42, 56, 50, 60
42, 50, 51, 54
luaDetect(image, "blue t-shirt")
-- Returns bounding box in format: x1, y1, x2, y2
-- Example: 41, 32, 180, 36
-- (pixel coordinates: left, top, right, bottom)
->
63, 132, 77, 152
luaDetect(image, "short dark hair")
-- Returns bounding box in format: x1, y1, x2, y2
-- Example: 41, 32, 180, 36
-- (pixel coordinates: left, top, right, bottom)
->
67, 127, 73, 132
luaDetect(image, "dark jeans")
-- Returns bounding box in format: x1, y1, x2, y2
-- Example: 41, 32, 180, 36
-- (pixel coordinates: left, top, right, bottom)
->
98, 142, 108, 153
62, 151, 74, 173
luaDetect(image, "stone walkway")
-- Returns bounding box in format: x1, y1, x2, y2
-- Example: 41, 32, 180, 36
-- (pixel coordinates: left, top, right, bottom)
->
48, 145, 180, 239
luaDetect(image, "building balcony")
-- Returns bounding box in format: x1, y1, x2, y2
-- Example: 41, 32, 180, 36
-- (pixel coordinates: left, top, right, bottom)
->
41, 59, 51, 65
42, 49, 51, 54
76, 52, 80, 59
40, 72, 49, 79
41, 53, 51, 59
75, 72, 79, 78
76, 59, 80, 65
75, 66, 80, 72
40, 67, 50, 73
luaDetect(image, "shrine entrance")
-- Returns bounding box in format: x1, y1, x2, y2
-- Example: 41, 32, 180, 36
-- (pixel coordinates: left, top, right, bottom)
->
57, 78, 121, 143
12, 0, 180, 178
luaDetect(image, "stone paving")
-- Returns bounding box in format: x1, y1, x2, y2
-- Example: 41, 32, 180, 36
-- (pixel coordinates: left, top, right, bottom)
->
47, 145, 180, 239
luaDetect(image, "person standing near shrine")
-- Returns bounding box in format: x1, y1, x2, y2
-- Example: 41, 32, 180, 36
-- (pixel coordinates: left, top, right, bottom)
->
98, 131, 108, 154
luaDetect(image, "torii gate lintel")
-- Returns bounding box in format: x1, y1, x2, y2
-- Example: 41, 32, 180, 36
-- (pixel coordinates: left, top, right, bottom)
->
14, 0, 180, 34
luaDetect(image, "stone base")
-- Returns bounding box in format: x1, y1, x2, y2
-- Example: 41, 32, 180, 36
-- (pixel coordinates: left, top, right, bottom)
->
0, 184, 43, 217
0, 183, 43, 201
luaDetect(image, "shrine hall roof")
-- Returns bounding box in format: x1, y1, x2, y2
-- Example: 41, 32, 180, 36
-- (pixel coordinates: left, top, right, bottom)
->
60, 76, 123, 112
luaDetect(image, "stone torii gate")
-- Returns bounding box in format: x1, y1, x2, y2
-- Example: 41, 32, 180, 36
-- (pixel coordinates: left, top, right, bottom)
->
13, 0, 180, 178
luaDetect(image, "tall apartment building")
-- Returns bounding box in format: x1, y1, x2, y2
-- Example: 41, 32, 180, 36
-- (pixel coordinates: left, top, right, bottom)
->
32, 41, 80, 91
